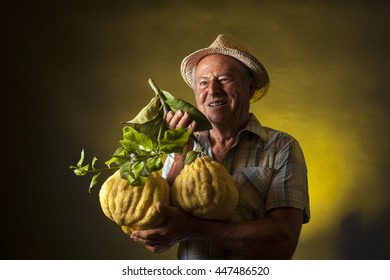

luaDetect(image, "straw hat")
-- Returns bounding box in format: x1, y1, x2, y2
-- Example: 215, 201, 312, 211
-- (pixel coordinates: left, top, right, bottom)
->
180, 34, 270, 103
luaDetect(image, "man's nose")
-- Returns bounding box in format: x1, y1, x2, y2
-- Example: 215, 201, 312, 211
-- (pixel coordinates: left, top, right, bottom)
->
207, 79, 221, 96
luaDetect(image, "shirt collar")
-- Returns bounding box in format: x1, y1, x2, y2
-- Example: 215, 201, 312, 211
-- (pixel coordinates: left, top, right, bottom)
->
197, 113, 268, 145
237, 113, 269, 142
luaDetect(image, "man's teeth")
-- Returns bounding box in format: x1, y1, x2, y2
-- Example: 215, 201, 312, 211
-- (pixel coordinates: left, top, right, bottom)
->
209, 101, 225, 107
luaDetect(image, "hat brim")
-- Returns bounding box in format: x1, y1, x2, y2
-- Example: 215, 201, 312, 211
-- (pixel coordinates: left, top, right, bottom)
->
180, 47, 270, 103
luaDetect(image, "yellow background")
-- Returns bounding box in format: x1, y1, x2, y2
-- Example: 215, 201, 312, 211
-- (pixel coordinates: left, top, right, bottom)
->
3, 0, 389, 259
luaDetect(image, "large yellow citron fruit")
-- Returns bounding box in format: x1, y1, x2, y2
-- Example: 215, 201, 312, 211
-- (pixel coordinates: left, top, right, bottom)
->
99, 170, 170, 235
171, 155, 238, 220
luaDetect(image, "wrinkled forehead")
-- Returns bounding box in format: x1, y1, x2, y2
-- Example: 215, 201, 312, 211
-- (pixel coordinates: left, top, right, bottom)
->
196, 54, 250, 77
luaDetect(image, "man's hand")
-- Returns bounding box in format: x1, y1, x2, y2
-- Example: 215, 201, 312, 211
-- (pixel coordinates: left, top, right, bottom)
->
130, 202, 196, 253
166, 110, 196, 131
164, 110, 197, 185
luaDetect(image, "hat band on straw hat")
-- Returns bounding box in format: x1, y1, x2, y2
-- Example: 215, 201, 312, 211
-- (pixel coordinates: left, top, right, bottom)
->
180, 34, 270, 103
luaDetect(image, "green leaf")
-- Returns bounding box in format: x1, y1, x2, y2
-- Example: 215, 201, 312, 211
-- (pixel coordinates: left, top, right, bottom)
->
129, 175, 148, 186
158, 128, 191, 153
81, 164, 90, 175
72, 164, 90, 176
161, 89, 174, 101
122, 126, 155, 152
89, 172, 101, 193
146, 156, 163, 173
91, 157, 98, 170
105, 156, 118, 167
162, 92, 212, 131
122, 96, 161, 125
105, 147, 127, 167
119, 161, 133, 181
72, 168, 83, 176
77, 149, 85, 168
184, 151, 200, 165
120, 171, 133, 184
120, 161, 148, 186
119, 140, 140, 153
133, 161, 148, 177
132, 110, 163, 139
137, 177, 148, 185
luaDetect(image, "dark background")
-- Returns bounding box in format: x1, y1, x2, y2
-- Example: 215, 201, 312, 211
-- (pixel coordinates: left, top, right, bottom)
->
2, 0, 390, 259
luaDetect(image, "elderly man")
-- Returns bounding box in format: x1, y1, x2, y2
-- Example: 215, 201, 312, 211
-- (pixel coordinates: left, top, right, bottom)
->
131, 34, 310, 260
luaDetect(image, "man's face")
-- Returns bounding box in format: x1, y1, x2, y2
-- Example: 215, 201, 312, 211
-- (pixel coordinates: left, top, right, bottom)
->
194, 54, 254, 127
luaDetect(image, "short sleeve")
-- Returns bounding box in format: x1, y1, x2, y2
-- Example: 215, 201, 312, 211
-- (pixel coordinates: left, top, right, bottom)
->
266, 139, 310, 223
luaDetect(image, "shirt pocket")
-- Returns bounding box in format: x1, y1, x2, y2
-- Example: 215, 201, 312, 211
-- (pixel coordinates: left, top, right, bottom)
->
232, 166, 274, 212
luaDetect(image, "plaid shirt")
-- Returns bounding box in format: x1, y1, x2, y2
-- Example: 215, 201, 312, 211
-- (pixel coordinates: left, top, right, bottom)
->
162, 113, 310, 259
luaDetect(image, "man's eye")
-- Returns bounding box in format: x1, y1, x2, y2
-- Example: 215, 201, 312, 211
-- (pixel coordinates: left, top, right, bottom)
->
219, 77, 230, 83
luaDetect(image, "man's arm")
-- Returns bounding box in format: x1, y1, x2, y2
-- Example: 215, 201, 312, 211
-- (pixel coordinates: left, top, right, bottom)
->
196, 207, 303, 259
131, 203, 303, 259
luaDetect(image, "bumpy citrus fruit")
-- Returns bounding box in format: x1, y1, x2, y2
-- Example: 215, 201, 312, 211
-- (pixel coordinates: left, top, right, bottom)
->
99, 170, 170, 234
171, 156, 238, 220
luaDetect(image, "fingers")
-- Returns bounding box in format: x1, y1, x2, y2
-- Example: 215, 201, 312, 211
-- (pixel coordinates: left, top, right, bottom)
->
131, 229, 158, 241
165, 111, 175, 127
188, 120, 197, 133
131, 234, 157, 246
131, 231, 157, 248
155, 202, 180, 217
166, 110, 193, 129
130, 230, 171, 253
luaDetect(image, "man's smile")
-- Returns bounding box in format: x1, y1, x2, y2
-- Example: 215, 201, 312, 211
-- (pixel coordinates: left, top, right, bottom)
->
208, 100, 227, 107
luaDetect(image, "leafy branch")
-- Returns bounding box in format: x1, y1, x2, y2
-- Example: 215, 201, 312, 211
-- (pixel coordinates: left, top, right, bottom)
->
69, 149, 119, 193
70, 78, 212, 192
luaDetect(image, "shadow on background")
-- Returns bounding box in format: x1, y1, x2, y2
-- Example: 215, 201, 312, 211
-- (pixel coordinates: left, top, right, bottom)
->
339, 210, 390, 259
